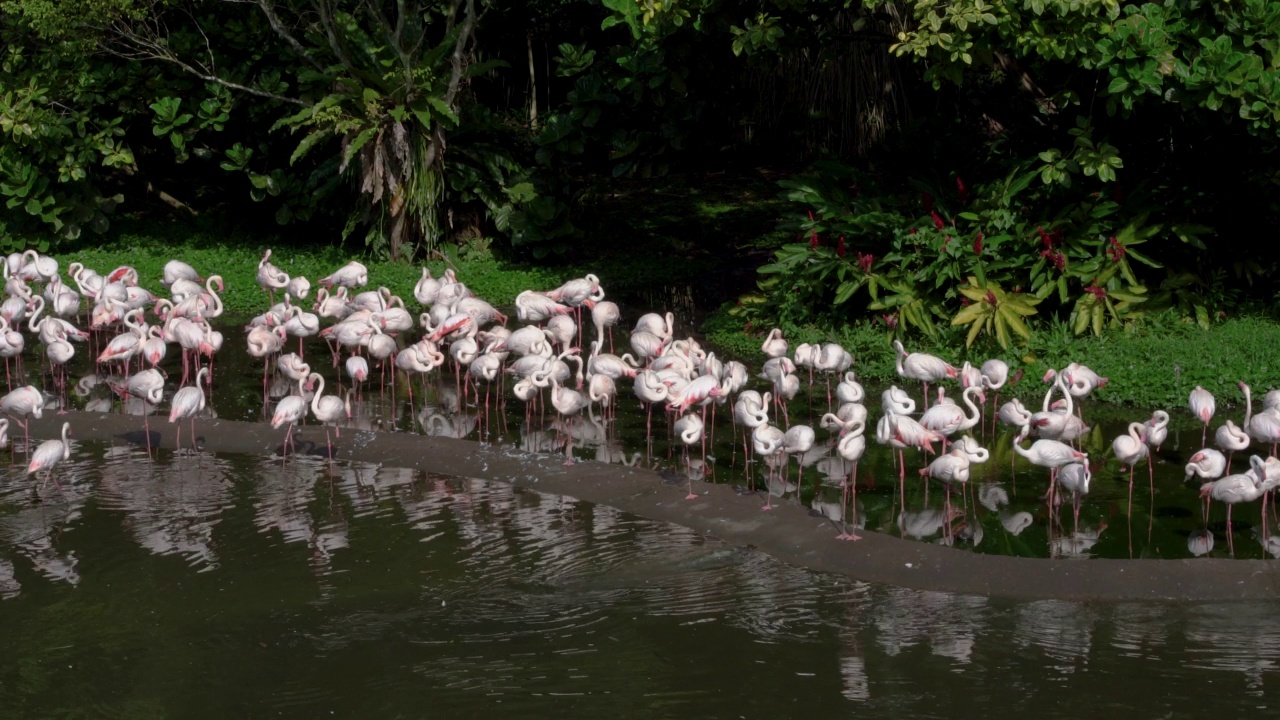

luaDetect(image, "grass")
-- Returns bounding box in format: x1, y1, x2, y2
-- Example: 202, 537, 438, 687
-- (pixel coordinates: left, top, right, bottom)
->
702, 304, 1280, 409
54, 174, 1275, 411
58, 219, 567, 318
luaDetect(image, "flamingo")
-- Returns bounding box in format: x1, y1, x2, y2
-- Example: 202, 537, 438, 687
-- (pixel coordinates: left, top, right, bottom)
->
633, 312, 673, 342
1061, 363, 1108, 416
345, 355, 369, 397
751, 422, 785, 510
733, 390, 770, 471
673, 412, 705, 500
761, 328, 787, 359
1185, 448, 1227, 483
1201, 456, 1277, 555
1013, 424, 1088, 504
271, 375, 311, 458
591, 300, 621, 353
27, 421, 71, 492
309, 372, 351, 458
1112, 421, 1150, 505
997, 398, 1031, 429
257, 249, 289, 305
1189, 386, 1215, 446
414, 267, 441, 305
919, 385, 984, 450
1, 385, 43, 455
834, 419, 867, 540
893, 339, 958, 410
1240, 381, 1280, 455
1056, 461, 1092, 531
835, 371, 864, 404
1144, 410, 1170, 452
877, 410, 942, 511
780, 423, 816, 493
1215, 420, 1250, 473
319, 260, 368, 289
169, 366, 209, 452
881, 385, 916, 415
919, 446, 972, 533
286, 275, 311, 301
124, 368, 165, 455
1033, 370, 1089, 442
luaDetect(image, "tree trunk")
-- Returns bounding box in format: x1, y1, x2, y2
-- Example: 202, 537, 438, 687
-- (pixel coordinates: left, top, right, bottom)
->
527, 32, 538, 129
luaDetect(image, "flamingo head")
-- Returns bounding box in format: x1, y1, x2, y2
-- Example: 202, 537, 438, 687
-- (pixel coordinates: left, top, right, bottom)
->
1042, 368, 1057, 383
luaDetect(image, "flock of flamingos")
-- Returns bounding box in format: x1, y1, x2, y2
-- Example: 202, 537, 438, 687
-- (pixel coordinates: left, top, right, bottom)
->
0, 248, 1278, 555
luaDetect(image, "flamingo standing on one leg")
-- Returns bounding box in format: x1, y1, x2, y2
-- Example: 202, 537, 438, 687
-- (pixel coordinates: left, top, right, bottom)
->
893, 339, 958, 410
1215, 420, 1250, 474
673, 412, 705, 500
1013, 424, 1088, 507
1112, 421, 1149, 508
1, 385, 44, 458
1189, 386, 1215, 447
834, 419, 866, 540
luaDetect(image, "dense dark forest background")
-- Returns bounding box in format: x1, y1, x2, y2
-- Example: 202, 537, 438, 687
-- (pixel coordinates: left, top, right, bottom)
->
3, 0, 1278, 343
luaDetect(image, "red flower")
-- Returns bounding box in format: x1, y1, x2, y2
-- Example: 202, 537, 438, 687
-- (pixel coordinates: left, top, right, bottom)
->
1084, 282, 1107, 299
931, 211, 944, 230
960, 297, 971, 306
882, 313, 899, 329
922, 192, 934, 212
1036, 226, 1056, 248
973, 231, 984, 254
1106, 236, 1126, 262
956, 177, 968, 204
856, 251, 875, 274
1039, 247, 1066, 271
908, 227, 918, 235
809, 230, 819, 249
986, 290, 998, 305
836, 236, 846, 257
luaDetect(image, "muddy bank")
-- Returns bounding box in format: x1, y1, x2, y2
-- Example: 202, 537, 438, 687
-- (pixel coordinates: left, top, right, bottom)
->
26, 411, 1280, 602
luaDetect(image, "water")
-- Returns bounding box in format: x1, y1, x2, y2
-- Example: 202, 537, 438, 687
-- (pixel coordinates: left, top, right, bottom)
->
23, 313, 1280, 561
3, 304, 1279, 715
0, 450, 1276, 717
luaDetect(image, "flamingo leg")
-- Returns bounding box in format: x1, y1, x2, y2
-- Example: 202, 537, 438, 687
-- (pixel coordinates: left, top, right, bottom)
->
1227, 503, 1236, 557
837, 462, 862, 541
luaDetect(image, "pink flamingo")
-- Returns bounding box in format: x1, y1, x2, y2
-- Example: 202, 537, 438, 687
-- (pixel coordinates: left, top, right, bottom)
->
169, 366, 209, 453
1111, 421, 1150, 506
893, 339, 958, 410
1189, 386, 1215, 447
27, 421, 71, 493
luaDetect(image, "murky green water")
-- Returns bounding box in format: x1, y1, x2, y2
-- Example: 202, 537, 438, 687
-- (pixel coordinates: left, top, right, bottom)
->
1, 447, 1277, 717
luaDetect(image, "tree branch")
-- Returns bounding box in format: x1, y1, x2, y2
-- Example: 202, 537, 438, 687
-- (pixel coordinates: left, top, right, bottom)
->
252, 0, 325, 71
444, 0, 478, 108
103, 18, 307, 106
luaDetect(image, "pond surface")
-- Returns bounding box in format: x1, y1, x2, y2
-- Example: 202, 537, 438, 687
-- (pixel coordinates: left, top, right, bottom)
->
102, 317, 1271, 563
1, 446, 1278, 717
2, 296, 1278, 715
15, 310, 1280, 564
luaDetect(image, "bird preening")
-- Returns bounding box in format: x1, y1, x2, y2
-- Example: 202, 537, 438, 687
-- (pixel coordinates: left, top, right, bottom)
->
4, 247, 1280, 559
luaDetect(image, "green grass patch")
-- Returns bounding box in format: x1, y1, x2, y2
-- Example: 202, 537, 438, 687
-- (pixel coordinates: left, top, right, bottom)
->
58, 221, 566, 319
702, 305, 1280, 408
